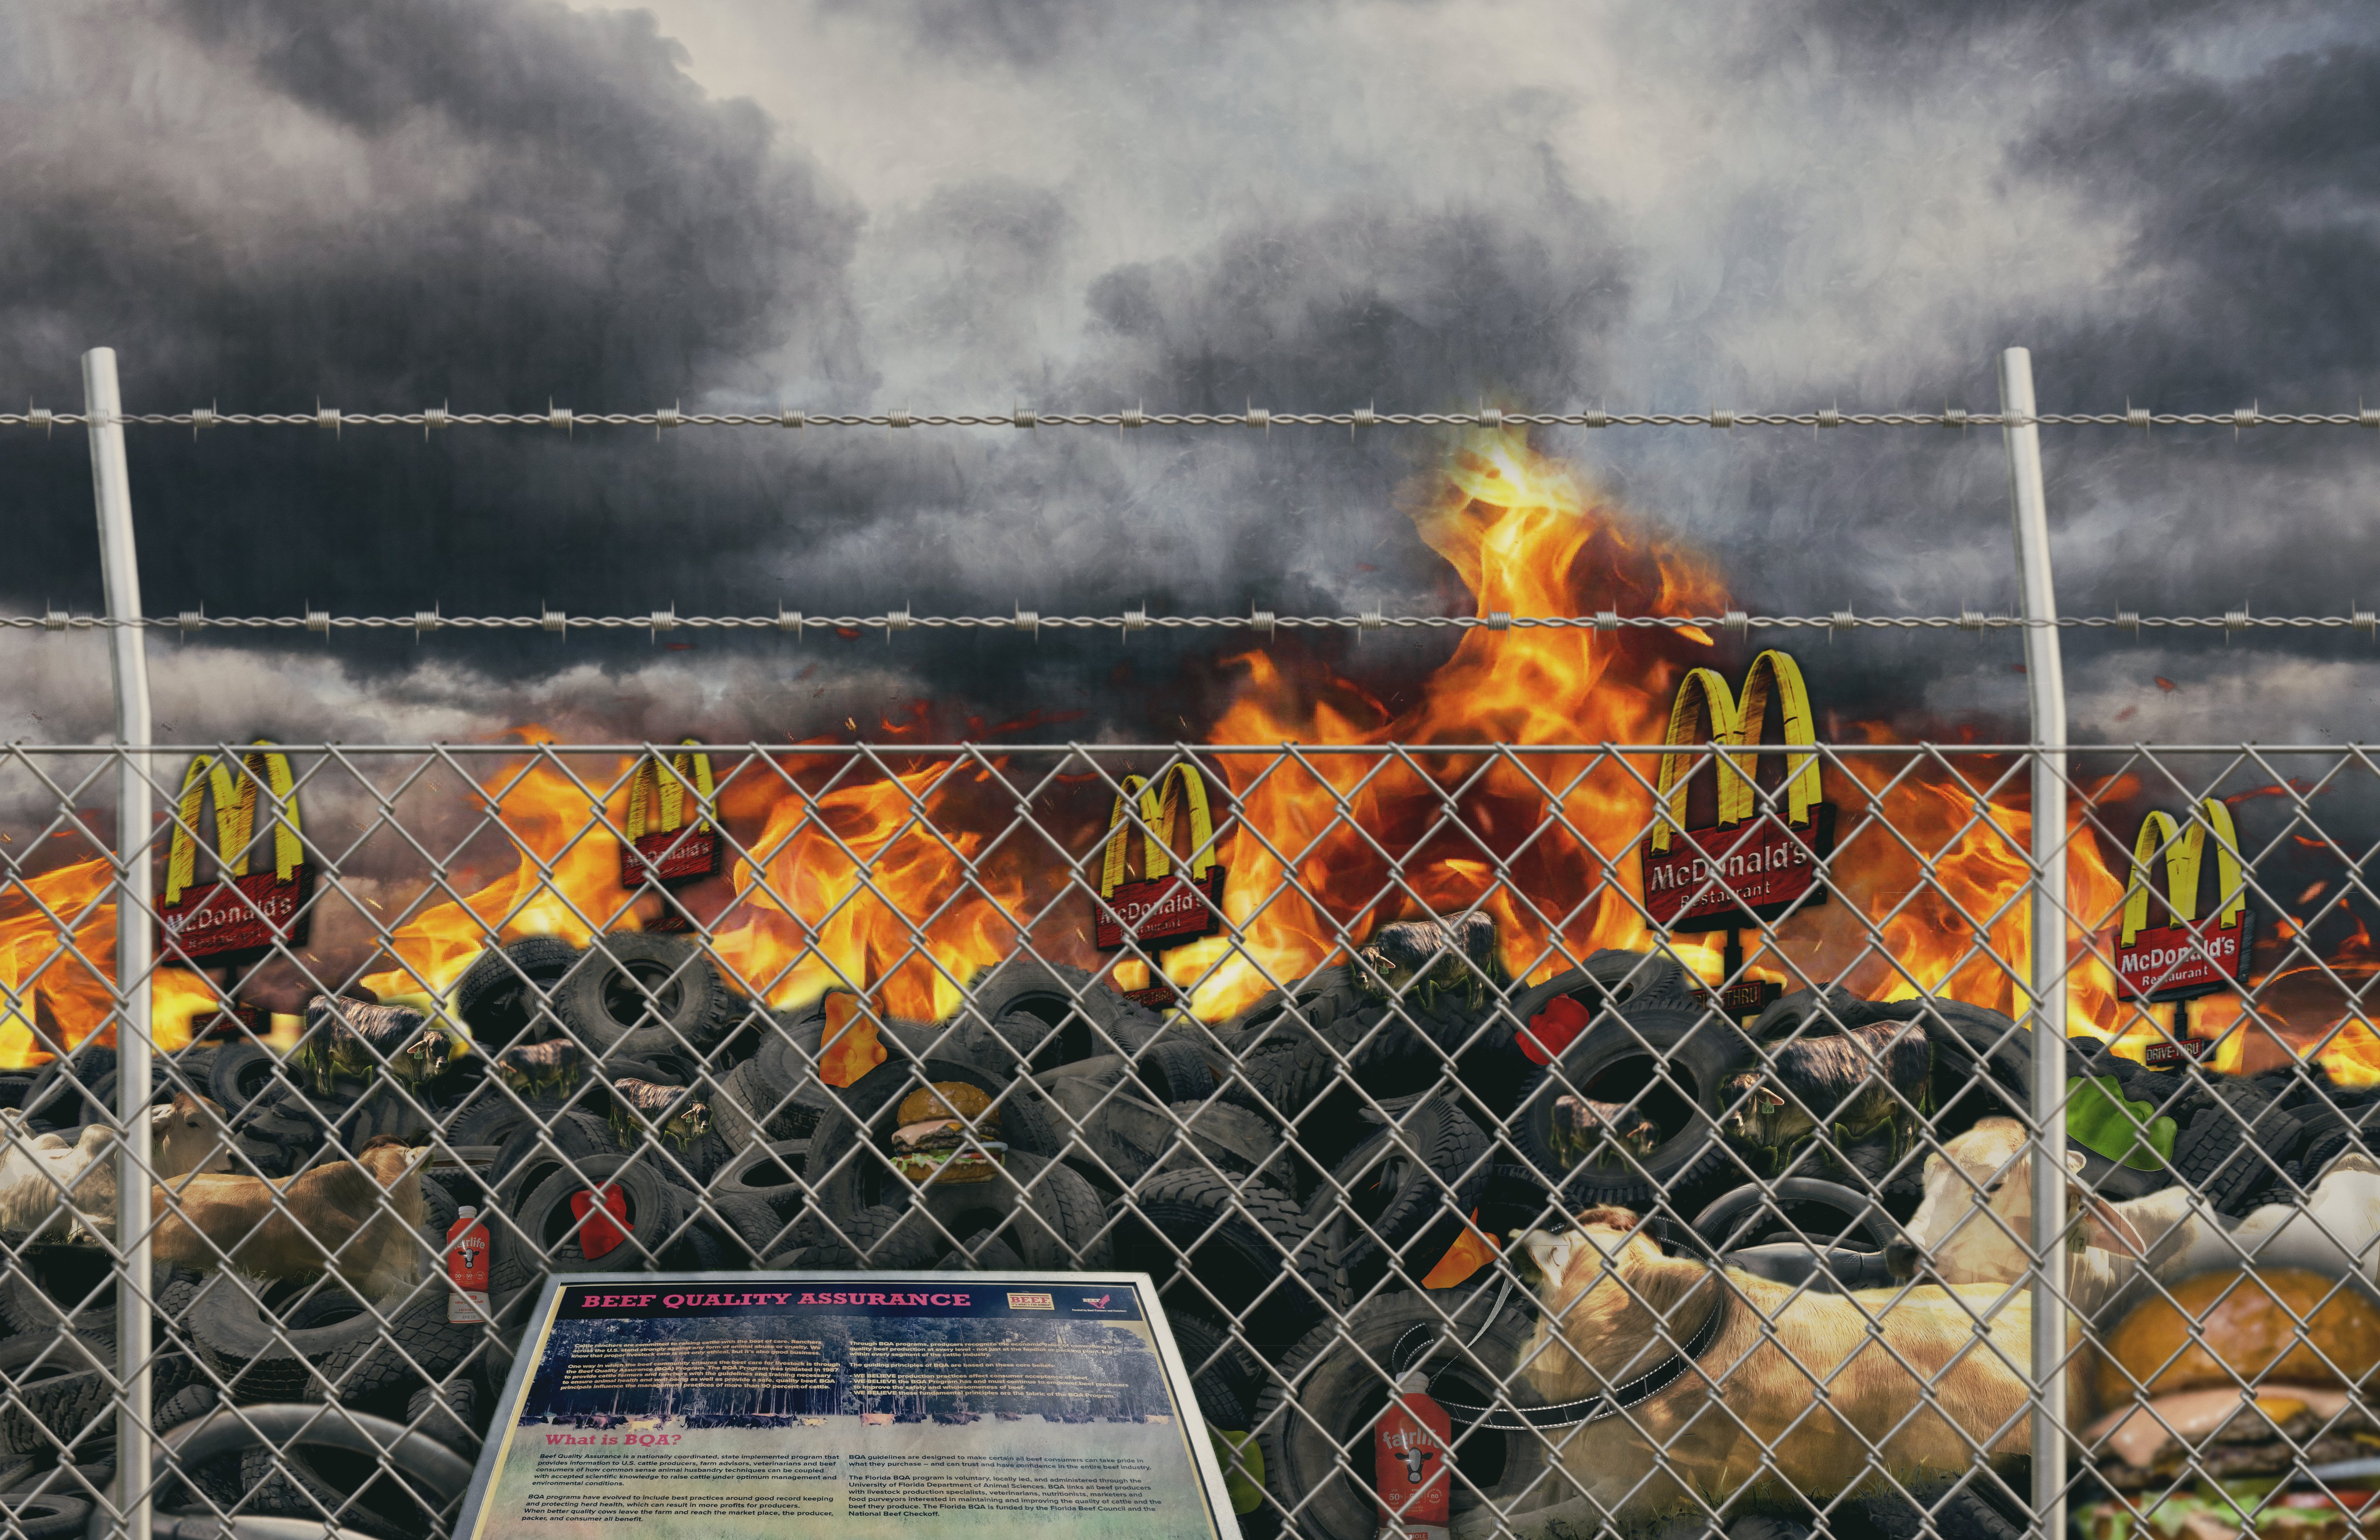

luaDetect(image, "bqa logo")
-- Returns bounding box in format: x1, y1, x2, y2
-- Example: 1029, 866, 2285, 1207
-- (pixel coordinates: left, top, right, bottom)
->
155, 742, 314, 967
2110, 798, 2256, 1003
1006, 1292, 1055, 1311
1638, 651, 1835, 933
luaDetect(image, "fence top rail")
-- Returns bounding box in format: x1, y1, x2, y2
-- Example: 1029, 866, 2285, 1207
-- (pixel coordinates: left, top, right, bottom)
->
0, 740, 2364, 757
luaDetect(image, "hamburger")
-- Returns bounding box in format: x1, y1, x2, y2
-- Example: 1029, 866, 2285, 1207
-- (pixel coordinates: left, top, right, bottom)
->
888, 1081, 1005, 1186
2079, 1268, 2380, 1539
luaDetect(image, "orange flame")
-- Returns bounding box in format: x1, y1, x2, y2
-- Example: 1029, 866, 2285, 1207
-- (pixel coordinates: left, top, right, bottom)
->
7, 436, 2374, 1089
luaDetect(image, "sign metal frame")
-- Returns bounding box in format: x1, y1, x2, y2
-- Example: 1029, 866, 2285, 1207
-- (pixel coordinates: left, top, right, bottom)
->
459, 1269, 1243, 1540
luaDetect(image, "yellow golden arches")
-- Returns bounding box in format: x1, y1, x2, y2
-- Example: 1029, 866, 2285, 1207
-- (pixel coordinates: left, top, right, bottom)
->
2121, 798, 2248, 946
162, 742, 303, 907
625, 740, 715, 844
1649, 651, 1822, 853
1100, 763, 1221, 897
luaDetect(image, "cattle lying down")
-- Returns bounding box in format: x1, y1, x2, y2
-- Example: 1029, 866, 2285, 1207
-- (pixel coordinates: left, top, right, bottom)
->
1891, 1113, 2380, 1321
1722, 1019, 1931, 1162
149, 1134, 429, 1300
1507, 1205, 2064, 1528
0, 1092, 236, 1240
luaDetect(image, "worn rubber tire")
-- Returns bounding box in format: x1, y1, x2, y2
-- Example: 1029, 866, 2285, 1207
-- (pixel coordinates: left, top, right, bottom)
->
499, 1153, 690, 1285
1507, 955, 1753, 1208
0, 1339, 200, 1457
1170, 1312, 1281, 1540
1300, 1098, 1491, 1300
705, 1139, 810, 1221
0, 1262, 206, 1340
805, 1057, 1063, 1224
483, 1108, 622, 1199
208, 1042, 287, 1121
454, 937, 585, 1047
954, 959, 1162, 1072
554, 932, 742, 1054
1254, 1288, 1555, 1540
234, 1440, 432, 1540
1133, 1038, 1218, 1103
1228, 966, 1485, 1097
808, 1203, 943, 1270
1002, 1151, 1114, 1269
1110, 1169, 1329, 1355
741, 1011, 843, 1136
187, 1279, 448, 1402
441, 1092, 586, 1167
0, 1488, 91, 1540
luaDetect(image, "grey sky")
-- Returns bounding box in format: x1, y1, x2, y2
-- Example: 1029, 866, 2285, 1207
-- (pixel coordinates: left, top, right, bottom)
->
1, 0, 2375, 749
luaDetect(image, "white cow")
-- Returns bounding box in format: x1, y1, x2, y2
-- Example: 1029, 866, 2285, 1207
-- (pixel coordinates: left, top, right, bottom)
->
1895, 1114, 2380, 1320
0, 1092, 236, 1239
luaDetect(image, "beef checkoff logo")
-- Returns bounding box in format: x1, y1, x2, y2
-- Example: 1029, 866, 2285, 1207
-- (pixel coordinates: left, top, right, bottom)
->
156, 742, 314, 967
1006, 1291, 1055, 1311
2110, 798, 2257, 1063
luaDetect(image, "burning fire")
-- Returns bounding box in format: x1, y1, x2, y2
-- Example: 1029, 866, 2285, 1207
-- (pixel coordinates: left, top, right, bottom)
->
5, 435, 2376, 1085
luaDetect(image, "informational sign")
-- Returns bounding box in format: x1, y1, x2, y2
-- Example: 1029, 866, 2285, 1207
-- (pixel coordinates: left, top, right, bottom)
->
459, 1271, 1240, 1540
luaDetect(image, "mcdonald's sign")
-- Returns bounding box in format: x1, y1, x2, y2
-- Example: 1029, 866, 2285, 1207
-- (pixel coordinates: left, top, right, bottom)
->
1638, 651, 1835, 932
2112, 799, 2256, 1004
156, 742, 314, 966
618, 741, 721, 888
1094, 763, 1229, 953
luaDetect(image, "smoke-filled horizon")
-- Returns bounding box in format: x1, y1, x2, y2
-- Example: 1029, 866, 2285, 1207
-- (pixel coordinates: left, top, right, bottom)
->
2, 0, 2377, 752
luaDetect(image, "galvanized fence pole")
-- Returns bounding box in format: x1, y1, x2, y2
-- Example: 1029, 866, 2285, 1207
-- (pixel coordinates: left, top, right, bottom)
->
84, 346, 154, 1540
2000, 345, 2069, 1538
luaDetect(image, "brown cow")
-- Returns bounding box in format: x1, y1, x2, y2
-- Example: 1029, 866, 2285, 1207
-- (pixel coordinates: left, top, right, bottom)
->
1517, 1205, 2073, 1526
149, 1134, 428, 1299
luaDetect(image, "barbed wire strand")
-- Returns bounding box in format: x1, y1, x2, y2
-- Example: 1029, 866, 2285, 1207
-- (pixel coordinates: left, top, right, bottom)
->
3, 609, 2375, 635
9, 406, 2380, 431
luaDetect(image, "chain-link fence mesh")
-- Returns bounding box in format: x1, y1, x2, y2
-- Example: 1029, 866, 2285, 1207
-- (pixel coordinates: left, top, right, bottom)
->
1, 735, 2374, 1540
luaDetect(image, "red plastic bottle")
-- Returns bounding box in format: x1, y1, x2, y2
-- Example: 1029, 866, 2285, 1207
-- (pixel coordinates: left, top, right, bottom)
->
1374, 1370, 1451, 1540
446, 1204, 490, 1324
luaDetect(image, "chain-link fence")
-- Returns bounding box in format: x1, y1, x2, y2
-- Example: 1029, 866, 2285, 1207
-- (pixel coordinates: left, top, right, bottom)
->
3, 734, 2375, 1540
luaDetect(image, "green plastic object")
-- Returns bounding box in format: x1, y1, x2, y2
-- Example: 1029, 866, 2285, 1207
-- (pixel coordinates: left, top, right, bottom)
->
1210, 1427, 1266, 1515
2066, 1075, 2178, 1171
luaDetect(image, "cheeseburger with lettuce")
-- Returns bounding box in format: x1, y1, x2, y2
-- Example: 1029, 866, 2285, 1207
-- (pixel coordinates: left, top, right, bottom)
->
2079, 1268, 2380, 1539
888, 1081, 1005, 1185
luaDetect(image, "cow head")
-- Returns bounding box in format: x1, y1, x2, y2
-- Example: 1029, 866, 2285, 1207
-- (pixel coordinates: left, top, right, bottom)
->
1888, 1115, 2144, 1283
1720, 1071, 1815, 1149
149, 1092, 236, 1177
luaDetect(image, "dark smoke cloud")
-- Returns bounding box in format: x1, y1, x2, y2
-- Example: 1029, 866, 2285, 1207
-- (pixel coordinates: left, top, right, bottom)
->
0, 0, 2375, 754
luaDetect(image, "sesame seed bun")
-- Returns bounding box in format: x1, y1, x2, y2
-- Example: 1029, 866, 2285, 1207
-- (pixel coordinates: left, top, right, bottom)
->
2095, 1268, 2380, 1408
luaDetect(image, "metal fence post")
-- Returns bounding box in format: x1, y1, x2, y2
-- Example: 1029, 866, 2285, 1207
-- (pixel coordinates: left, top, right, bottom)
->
2000, 346, 2069, 1538
84, 346, 154, 1540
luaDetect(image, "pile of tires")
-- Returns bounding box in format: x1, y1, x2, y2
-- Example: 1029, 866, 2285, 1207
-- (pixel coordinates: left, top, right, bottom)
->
0, 925, 2106, 1540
